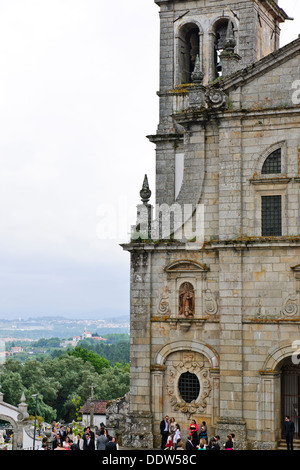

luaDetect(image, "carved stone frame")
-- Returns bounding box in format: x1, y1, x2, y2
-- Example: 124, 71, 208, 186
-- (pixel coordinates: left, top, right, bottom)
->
164, 260, 218, 320
166, 353, 212, 418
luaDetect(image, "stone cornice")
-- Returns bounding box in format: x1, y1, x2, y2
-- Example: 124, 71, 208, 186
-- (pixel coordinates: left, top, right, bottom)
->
258, 0, 292, 23
121, 236, 300, 253
173, 104, 300, 125
244, 317, 300, 325
207, 236, 300, 250
146, 133, 183, 143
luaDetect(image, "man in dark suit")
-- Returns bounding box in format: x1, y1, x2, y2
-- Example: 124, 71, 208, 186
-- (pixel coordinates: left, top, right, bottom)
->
70, 439, 80, 450
83, 431, 95, 450
58, 425, 67, 446
160, 415, 169, 450
284, 416, 295, 451
105, 435, 117, 451
185, 435, 194, 450
85, 426, 95, 442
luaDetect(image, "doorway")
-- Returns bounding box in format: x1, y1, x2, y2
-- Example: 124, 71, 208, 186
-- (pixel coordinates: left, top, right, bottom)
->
281, 359, 300, 438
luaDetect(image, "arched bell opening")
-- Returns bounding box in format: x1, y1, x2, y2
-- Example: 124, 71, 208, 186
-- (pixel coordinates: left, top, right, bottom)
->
177, 23, 201, 84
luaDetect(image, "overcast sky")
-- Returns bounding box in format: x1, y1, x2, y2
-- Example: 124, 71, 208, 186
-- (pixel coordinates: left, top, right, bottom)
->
0, 0, 299, 320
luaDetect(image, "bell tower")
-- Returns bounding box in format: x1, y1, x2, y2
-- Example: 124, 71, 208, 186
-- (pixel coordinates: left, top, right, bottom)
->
150, 0, 290, 217
156, 0, 289, 87
107, 0, 299, 451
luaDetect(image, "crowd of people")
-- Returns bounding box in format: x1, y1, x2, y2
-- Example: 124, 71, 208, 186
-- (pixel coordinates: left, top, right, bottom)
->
38, 424, 118, 450
160, 416, 235, 451
38, 417, 236, 451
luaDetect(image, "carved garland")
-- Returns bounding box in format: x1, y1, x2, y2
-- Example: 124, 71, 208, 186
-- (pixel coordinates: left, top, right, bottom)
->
166, 354, 212, 417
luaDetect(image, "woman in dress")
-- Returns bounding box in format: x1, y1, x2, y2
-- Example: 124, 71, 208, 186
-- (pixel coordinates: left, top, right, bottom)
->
169, 417, 177, 446
63, 436, 71, 450
173, 424, 181, 450
66, 426, 74, 443
199, 421, 208, 444
189, 419, 199, 447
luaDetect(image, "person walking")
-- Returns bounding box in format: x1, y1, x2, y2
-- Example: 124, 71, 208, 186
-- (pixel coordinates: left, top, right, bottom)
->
284, 416, 295, 451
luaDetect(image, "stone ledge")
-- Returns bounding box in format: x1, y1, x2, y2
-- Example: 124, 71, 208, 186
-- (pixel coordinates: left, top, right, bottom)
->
249, 177, 291, 185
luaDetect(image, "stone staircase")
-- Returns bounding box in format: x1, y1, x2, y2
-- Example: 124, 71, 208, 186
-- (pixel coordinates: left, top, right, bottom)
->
277, 439, 300, 450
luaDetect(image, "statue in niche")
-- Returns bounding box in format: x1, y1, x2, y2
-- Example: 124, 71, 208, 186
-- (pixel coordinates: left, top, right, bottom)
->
178, 282, 195, 317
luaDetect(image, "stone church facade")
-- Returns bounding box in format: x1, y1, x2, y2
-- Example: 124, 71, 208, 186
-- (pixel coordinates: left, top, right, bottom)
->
106, 0, 300, 450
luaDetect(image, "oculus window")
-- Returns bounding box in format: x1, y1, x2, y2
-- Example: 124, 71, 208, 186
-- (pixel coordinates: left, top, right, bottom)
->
178, 372, 200, 403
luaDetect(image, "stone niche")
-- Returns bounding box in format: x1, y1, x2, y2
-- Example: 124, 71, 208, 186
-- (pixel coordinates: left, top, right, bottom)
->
159, 260, 218, 330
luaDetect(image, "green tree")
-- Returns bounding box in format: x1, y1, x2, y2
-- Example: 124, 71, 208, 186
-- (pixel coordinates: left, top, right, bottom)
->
67, 346, 110, 374
94, 365, 130, 400
0, 345, 130, 424
1, 370, 24, 406
27, 389, 57, 423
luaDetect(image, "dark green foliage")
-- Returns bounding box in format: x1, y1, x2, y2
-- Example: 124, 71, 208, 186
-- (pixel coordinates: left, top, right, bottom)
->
1, 338, 130, 424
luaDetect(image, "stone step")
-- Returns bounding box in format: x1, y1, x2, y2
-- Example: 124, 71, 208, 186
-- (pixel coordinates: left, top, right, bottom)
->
277, 439, 300, 450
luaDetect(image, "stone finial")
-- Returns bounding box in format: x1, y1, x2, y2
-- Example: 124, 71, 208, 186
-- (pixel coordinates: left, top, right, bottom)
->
220, 20, 241, 77
189, 54, 206, 107
223, 21, 236, 54
191, 55, 204, 84
18, 392, 29, 421
140, 174, 152, 204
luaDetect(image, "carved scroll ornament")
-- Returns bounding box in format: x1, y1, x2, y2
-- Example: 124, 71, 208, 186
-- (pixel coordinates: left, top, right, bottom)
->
166, 354, 212, 417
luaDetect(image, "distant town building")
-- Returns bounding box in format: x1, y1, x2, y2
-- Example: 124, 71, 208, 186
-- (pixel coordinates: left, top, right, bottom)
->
82, 329, 92, 339
10, 347, 23, 354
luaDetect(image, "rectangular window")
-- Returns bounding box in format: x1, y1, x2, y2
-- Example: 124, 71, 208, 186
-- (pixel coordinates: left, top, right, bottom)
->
261, 195, 282, 236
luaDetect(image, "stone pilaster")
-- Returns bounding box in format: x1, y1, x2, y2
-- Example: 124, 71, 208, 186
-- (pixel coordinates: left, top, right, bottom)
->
126, 245, 153, 448
218, 247, 244, 427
